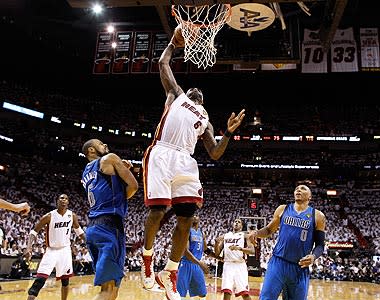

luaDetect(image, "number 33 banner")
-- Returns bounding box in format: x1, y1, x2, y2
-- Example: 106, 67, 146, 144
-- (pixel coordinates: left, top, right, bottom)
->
330, 27, 358, 72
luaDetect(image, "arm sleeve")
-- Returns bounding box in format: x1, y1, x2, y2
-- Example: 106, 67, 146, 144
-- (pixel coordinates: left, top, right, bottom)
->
312, 230, 325, 259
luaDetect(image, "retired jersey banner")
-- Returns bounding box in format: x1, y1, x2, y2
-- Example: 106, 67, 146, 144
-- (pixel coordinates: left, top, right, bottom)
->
131, 31, 152, 73
150, 32, 169, 73
301, 29, 328, 73
93, 32, 113, 74
360, 28, 380, 71
112, 31, 133, 74
330, 27, 358, 72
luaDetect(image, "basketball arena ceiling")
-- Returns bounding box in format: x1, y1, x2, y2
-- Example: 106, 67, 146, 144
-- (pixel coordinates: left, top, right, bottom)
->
65, 0, 378, 51
0, 0, 378, 66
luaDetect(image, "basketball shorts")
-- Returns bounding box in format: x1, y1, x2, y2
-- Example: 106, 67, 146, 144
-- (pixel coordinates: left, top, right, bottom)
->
143, 143, 203, 206
260, 255, 310, 300
177, 260, 207, 297
86, 224, 126, 287
221, 261, 250, 296
36, 246, 73, 279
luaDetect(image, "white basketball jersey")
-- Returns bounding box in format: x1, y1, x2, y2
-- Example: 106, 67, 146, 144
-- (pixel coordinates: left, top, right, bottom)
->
47, 209, 73, 248
155, 93, 209, 155
331, 27, 358, 72
223, 231, 246, 263
301, 28, 328, 73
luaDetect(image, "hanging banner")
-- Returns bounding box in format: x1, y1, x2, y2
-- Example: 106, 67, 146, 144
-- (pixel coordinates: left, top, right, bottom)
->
150, 32, 169, 73
301, 29, 328, 73
112, 31, 133, 74
131, 31, 152, 73
360, 28, 380, 71
93, 32, 113, 74
330, 27, 358, 72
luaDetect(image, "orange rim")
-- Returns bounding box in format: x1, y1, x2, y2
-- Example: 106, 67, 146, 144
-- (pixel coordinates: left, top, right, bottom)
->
171, 4, 231, 29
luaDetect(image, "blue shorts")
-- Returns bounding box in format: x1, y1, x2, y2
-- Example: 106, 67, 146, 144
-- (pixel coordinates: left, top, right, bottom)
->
86, 224, 126, 287
177, 260, 207, 297
260, 256, 309, 300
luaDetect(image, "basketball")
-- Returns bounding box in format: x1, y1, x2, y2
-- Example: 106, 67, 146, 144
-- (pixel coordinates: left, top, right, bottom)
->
172, 25, 185, 48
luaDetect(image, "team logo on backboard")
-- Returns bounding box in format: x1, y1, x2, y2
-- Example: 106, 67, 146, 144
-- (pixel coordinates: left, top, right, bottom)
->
227, 3, 275, 35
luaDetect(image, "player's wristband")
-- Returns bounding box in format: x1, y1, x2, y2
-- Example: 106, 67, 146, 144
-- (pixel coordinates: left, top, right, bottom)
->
224, 130, 232, 138
168, 42, 176, 49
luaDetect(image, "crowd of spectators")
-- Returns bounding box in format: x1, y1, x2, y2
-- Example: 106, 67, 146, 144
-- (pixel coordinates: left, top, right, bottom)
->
1, 158, 380, 283
1, 81, 380, 284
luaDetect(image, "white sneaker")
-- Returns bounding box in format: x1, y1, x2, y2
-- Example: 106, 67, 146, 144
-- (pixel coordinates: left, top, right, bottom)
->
141, 255, 155, 289
155, 270, 181, 300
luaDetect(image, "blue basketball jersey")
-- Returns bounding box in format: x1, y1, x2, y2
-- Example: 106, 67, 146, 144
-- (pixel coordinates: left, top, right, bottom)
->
273, 204, 315, 263
81, 158, 128, 219
183, 227, 204, 262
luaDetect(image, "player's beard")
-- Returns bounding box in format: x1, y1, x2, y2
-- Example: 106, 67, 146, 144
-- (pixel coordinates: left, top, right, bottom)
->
96, 149, 108, 157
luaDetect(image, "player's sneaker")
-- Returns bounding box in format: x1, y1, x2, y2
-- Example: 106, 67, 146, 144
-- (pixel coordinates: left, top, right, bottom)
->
141, 255, 155, 289
155, 269, 181, 300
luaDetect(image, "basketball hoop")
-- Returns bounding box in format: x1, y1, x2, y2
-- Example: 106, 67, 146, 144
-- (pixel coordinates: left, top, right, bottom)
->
172, 4, 231, 69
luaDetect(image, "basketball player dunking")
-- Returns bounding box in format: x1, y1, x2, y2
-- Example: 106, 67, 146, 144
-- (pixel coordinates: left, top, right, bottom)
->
140, 25, 246, 300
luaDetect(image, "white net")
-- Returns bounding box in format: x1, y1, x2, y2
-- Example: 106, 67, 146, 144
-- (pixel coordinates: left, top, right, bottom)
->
172, 4, 231, 69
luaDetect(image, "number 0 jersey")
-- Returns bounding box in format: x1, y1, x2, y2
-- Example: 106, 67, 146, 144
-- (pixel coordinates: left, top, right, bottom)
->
272, 204, 316, 263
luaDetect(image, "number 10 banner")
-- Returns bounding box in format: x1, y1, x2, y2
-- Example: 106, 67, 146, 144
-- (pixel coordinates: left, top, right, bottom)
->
301, 28, 328, 73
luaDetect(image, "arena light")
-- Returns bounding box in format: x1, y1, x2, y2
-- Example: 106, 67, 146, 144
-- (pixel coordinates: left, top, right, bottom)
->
92, 3, 103, 14
107, 25, 115, 33
50, 116, 61, 124
252, 188, 262, 195
0, 134, 13, 142
326, 189, 337, 196
3, 101, 44, 119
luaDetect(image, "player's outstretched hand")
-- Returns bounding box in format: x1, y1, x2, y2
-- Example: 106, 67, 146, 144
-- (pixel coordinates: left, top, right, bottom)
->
226, 109, 245, 133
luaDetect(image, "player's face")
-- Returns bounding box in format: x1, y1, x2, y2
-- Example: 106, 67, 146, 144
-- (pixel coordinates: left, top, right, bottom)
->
233, 219, 243, 231
186, 88, 203, 105
294, 185, 311, 203
94, 140, 109, 157
57, 194, 69, 209
192, 216, 200, 227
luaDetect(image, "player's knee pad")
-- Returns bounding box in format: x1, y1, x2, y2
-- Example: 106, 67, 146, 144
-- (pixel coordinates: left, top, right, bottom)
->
172, 203, 198, 217
61, 278, 69, 287
28, 277, 46, 296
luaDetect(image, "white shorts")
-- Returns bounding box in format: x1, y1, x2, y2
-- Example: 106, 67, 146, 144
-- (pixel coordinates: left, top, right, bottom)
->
221, 261, 250, 296
143, 143, 203, 206
36, 246, 73, 279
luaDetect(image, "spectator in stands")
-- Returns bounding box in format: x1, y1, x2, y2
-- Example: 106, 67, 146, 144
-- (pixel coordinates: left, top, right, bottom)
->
9, 251, 32, 279
249, 183, 326, 300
